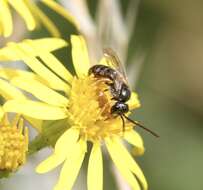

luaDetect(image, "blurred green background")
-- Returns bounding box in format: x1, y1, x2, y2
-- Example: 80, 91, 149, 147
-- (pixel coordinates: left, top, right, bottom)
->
131, 1, 203, 190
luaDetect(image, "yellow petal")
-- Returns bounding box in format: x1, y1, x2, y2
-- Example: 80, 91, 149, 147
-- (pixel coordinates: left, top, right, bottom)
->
25, 1, 60, 37
4, 39, 71, 83
55, 128, 79, 155
0, 78, 26, 100
99, 57, 108, 66
0, 25, 2, 36
36, 153, 65, 174
41, 0, 80, 30
36, 128, 80, 174
0, 0, 12, 37
71, 35, 90, 77
105, 138, 141, 190
26, 38, 67, 53
127, 92, 140, 110
0, 106, 4, 121
11, 77, 69, 107
0, 38, 67, 61
8, 0, 36, 30
0, 68, 67, 91
88, 143, 103, 190
124, 130, 145, 156
0, 68, 31, 79
0, 68, 50, 90
109, 138, 148, 190
38, 52, 73, 83
99, 57, 116, 69
24, 39, 72, 83
7, 42, 70, 92
3, 100, 67, 120
0, 46, 20, 61
54, 140, 86, 190
0, 68, 43, 84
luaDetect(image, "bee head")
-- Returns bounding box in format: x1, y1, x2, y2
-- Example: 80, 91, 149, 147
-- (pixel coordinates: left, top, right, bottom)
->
111, 102, 129, 115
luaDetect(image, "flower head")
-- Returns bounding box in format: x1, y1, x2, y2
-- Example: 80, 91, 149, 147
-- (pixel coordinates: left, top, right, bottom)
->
1, 35, 147, 190
0, 114, 28, 171
67, 75, 139, 142
0, 0, 78, 37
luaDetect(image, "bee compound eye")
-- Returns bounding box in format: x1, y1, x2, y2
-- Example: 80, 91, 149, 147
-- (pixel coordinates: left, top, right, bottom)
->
123, 104, 129, 113
120, 87, 131, 102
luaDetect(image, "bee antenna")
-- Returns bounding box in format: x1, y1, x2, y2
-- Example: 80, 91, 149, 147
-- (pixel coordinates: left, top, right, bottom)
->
122, 114, 159, 138
120, 114, 125, 133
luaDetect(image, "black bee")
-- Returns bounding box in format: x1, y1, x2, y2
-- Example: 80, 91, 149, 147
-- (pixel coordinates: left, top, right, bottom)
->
88, 48, 159, 137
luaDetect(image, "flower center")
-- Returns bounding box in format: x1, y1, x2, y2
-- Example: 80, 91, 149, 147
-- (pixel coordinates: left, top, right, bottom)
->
67, 76, 132, 142
0, 118, 28, 171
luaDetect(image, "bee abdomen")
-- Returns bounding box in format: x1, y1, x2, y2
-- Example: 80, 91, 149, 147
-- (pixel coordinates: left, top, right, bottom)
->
88, 65, 117, 80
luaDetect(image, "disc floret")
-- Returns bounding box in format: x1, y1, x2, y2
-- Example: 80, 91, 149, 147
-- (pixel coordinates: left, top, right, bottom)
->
0, 116, 28, 171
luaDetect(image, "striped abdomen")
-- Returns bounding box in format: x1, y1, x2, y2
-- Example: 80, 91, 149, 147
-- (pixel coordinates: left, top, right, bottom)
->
88, 65, 117, 81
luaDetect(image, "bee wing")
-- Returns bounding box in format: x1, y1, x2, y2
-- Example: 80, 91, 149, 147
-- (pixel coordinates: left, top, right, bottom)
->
103, 48, 129, 84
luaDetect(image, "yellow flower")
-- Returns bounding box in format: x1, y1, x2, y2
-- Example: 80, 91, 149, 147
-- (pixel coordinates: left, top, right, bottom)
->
0, 37, 68, 132
1, 35, 147, 190
0, 72, 28, 172
0, 0, 78, 37
0, 114, 28, 171
0, 37, 67, 171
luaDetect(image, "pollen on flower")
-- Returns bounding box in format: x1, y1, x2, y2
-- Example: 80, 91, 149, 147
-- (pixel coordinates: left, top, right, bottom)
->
67, 76, 133, 142
0, 116, 28, 171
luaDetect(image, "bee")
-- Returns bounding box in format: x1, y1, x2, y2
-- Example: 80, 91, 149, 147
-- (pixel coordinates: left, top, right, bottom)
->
88, 48, 159, 137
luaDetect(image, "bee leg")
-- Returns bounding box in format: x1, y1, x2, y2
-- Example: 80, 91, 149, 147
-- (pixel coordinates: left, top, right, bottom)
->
91, 78, 111, 87
105, 81, 113, 86
111, 97, 117, 100
100, 78, 112, 84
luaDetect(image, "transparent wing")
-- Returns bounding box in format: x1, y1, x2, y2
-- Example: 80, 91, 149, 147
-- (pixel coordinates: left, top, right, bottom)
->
103, 48, 128, 84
